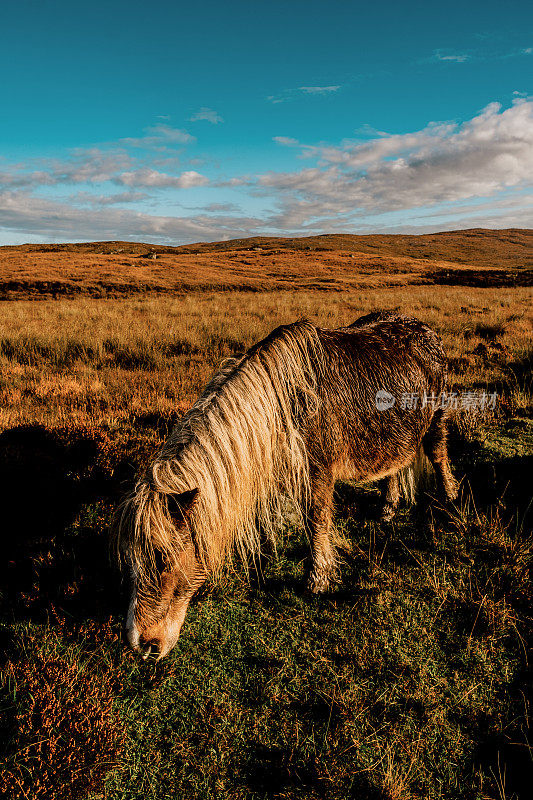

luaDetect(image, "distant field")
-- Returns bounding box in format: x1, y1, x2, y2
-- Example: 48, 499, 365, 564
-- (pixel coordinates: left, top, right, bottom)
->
1, 228, 532, 299
6, 227, 533, 266
0, 232, 532, 799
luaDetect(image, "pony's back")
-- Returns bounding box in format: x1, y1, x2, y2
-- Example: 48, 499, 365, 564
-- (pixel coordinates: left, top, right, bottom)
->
301, 312, 446, 485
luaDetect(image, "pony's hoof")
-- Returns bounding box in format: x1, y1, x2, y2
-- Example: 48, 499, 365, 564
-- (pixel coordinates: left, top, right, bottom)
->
379, 503, 397, 522
306, 572, 331, 593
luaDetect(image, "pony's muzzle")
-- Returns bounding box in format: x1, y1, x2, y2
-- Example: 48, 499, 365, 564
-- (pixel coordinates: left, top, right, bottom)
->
125, 626, 163, 660
139, 637, 161, 660
125, 618, 185, 661
124, 623, 141, 653
124, 594, 192, 660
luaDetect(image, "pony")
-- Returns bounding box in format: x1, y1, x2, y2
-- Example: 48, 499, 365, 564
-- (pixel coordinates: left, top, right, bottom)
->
113, 312, 458, 659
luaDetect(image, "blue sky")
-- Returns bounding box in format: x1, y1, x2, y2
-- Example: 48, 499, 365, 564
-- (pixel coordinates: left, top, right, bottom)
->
0, 0, 532, 244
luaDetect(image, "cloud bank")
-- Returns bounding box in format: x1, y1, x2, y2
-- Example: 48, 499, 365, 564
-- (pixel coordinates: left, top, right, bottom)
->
0, 100, 532, 243
261, 100, 533, 228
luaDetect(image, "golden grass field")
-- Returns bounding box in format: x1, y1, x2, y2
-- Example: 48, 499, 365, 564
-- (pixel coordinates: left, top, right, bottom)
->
0, 285, 530, 432
0, 230, 532, 800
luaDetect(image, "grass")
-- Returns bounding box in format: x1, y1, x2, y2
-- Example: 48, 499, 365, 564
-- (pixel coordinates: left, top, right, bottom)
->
0, 279, 532, 799
5, 228, 533, 266
0, 286, 530, 431
0, 620, 124, 800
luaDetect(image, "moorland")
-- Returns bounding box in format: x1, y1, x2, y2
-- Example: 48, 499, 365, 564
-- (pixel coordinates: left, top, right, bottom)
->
0, 228, 532, 800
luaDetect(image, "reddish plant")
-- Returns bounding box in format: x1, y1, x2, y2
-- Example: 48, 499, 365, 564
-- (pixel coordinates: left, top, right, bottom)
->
0, 626, 124, 800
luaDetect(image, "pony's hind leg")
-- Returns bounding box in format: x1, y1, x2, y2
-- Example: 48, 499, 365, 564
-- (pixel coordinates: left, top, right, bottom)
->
380, 474, 400, 521
306, 469, 336, 593
422, 409, 458, 502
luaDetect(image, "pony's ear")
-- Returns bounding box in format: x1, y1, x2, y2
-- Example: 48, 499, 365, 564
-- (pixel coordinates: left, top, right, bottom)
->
167, 488, 199, 523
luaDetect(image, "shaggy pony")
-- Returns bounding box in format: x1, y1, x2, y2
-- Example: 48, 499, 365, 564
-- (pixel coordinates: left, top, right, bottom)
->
114, 312, 457, 659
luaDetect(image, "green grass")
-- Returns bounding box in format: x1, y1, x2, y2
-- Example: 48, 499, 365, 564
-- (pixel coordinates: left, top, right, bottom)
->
1, 425, 532, 800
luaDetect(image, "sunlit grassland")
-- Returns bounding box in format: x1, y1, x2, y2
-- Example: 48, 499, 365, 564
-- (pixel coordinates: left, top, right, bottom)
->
0, 286, 530, 431
0, 288, 532, 800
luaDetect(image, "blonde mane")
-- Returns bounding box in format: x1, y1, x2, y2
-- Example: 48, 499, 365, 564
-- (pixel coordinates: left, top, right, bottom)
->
114, 321, 324, 582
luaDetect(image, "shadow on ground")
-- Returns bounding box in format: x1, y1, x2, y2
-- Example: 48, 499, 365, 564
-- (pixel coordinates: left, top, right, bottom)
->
0, 425, 135, 625
236, 742, 386, 799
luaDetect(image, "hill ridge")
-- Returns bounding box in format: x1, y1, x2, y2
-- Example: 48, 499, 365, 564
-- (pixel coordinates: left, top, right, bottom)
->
0, 228, 531, 300
3, 228, 532, 269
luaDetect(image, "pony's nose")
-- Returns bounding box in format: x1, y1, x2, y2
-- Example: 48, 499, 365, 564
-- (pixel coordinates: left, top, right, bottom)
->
140, 638, 161, 660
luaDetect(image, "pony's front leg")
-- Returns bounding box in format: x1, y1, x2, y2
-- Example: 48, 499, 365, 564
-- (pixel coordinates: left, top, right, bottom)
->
306, 470, 336, 593
380, 473, 400, 521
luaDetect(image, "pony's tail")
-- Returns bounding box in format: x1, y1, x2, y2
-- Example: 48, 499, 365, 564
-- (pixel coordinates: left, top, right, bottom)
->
398, 446, 434, 505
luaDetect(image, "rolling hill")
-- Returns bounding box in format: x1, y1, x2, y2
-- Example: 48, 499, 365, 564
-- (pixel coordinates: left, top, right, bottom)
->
0, 228, 531, 300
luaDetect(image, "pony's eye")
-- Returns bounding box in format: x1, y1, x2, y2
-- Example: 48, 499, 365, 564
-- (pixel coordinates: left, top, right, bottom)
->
153, 549, 167, 573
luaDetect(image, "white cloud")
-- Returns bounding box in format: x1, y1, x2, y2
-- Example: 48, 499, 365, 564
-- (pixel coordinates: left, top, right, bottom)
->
0, 191, 259, 243
255, 100, 533, 227
215, 176, 250, 187
298, 85, 341, 94
305, 124, 456, 168
0, 149, 134, 189
1, 100, 532, 244
116, 169, 209, 188
174, 170, 209, 188
0, 152, 208, 192
120, 124, 195, 148
428, 44, 533, 65
268, 85, 342, 103
433, 50, 470, 63
201, 202, 241, 213
70, 190, 148, 206
273, 136, 300, 146
189, 107, 224, 124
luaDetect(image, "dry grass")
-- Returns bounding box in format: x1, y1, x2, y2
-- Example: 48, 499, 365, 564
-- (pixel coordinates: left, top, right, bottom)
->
1, 228, 531, 300
0, 620, 123, 800
0, 286, 530, 433
6, 227, 533, 267
0, 246, 450, 298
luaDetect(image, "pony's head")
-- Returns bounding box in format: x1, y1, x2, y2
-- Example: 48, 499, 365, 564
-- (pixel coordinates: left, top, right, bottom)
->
119, 487, 206, 660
